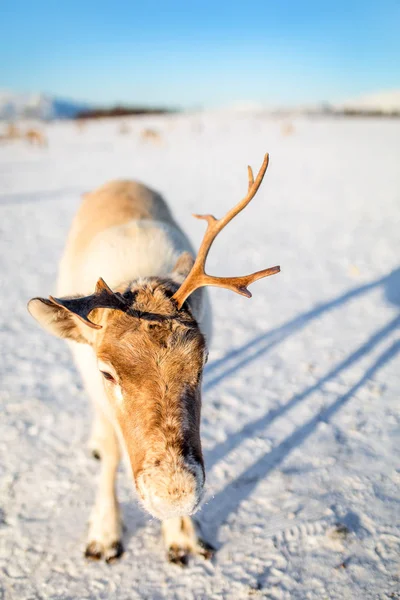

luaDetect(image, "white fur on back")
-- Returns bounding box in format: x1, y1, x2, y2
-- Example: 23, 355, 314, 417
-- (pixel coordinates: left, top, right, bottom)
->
58, 219, 193, 296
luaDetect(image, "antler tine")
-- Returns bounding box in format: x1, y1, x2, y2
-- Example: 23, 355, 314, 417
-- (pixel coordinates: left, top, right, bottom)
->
247, 165, 255, 188
172, 153, 280, 309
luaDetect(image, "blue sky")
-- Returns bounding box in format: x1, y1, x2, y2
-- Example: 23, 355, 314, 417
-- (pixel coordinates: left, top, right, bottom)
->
1, 0, 399, 108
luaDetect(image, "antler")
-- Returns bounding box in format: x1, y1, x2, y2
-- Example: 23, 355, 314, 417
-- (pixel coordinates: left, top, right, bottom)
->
48, 278, 129, 329
172, 153, 280, 309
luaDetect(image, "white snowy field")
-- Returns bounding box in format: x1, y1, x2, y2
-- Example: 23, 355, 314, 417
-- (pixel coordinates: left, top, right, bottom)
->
0, 113, 399, 600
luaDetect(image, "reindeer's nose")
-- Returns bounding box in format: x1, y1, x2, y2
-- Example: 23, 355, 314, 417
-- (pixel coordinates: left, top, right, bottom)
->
136, 462, 204, 520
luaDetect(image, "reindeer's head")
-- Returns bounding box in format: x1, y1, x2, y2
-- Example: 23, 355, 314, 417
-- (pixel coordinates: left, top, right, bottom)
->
27, 153, 280, 520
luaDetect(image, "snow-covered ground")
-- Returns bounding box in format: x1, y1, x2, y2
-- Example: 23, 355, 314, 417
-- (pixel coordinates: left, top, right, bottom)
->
0, 113, 399, 599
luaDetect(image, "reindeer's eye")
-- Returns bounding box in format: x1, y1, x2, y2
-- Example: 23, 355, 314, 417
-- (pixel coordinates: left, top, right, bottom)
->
100, 370, 116, 383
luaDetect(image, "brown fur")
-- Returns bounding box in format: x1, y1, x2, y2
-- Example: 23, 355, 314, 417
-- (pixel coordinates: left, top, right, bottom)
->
91, 278, 206, 483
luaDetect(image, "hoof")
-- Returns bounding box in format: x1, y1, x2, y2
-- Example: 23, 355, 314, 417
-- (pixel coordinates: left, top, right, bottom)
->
167, 537, 215, 567
85, 541, 103, 561
197, 537, 215, 560
105, 540, 124, 563
85, 540, 124, 563
168, 544, 189, 567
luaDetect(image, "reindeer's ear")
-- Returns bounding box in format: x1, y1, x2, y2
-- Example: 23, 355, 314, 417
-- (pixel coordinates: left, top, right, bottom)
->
27, 297, 91, 343
28, 278, 128, 342
171, 252, 195, 282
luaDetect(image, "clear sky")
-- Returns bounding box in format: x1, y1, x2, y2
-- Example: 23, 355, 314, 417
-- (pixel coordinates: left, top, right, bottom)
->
1, 0, 399, 109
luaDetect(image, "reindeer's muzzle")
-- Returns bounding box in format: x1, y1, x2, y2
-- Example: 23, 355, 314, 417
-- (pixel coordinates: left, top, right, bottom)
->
136, 459, 205, 520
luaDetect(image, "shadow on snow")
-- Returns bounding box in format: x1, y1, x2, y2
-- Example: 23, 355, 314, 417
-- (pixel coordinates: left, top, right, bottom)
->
198, 266, 400, 539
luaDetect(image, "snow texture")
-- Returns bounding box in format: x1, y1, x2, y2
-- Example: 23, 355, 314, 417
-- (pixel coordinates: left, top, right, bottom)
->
0, 113, 399, 599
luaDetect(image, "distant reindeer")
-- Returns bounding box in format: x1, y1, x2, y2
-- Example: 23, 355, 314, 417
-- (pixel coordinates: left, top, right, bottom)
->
141, 128, 162, 143
28, 154, 279, 564
25, 128, 47, 147
281, 122, 295, 136
76, 119, 86, 133
118, 121, 130, 135
5, 123, 20, 140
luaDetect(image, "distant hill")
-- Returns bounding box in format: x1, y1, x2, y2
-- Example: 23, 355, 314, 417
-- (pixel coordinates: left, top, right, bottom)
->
2, 89, 399, 121
336, 90, 400, 115
75, 106, 177, 119
225, 92, 400, 117
0, 91, 177, 121
0, 91, 90, 121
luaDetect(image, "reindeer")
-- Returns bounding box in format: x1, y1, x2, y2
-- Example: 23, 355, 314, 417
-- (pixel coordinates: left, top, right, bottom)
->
281, 122, 295, 136
5, 123, 20, 140
76, 119, 87, 133
25, 128, 47, 147
27, 154, 279, 565
118, 121, 130, 135
141, 128, 162, 143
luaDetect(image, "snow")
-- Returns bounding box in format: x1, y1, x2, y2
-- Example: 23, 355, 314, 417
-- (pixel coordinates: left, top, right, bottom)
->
1, 113, 399, 599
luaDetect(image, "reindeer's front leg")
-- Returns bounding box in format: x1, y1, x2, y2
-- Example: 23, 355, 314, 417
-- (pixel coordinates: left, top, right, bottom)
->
162, 516, 214, 566
85, 410, 123, 563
